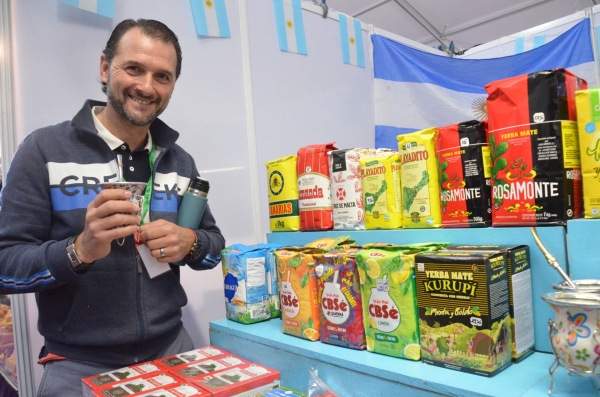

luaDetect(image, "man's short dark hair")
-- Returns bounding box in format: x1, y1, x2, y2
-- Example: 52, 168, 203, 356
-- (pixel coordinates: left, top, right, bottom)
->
101, 19, 182, 93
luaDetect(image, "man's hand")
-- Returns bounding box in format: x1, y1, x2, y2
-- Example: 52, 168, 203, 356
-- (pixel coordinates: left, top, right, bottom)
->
75, 189, 141, 263
139, 220, 195, 263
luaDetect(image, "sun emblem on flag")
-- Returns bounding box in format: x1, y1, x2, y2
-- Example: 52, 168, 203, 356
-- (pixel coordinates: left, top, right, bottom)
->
286, 20, 294, 29
205, 0, 213, 8
471, 96, 488, 120
349, 37, 355, 46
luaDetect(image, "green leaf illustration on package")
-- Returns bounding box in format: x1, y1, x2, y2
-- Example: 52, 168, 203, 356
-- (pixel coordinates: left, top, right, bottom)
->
489, 135, 509, 205
287, 256, 303, 269
437, 158, 449, 207
472, 306, 480, 316
300, 273, 309, 288
126, 384, 146, 393
113, 371, 131, 380
364, 180, 387, 213
403, 170, 429, 212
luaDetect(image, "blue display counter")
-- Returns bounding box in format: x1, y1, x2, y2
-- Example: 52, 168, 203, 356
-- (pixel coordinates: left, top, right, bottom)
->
209, 319, 598, 397
209, 222, 600, 396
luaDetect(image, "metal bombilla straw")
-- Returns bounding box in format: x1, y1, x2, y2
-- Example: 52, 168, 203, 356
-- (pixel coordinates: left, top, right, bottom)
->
529, 227, 576, 289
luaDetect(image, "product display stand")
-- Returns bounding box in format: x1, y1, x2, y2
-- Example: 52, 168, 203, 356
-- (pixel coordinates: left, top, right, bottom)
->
209, 319, 597, 396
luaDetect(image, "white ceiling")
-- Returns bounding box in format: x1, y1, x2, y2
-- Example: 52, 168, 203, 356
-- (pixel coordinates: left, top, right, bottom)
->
322, 0, 596, 53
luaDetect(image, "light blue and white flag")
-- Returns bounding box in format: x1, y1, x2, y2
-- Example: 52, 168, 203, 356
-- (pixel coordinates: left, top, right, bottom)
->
373, 19, 597, 149
272, 0, 307, 55
339, 13, 365, 68
61, 0, 114, 18
514, 34, 546, 54
191, 0, 231, 38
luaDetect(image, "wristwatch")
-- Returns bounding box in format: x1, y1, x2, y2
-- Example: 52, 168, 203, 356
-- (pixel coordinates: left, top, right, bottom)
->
66, 236, 94, 274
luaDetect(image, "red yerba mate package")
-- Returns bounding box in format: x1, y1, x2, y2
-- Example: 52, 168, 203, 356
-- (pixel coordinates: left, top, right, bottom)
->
485, 69, 587, 131
485, 69, 585, 226
297, 143, 338, 230
436, 120, 492, 228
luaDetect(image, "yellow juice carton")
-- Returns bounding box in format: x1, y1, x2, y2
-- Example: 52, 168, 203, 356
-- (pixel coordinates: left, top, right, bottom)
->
359, 152, 403, 229
355, 247, 422, 360
575, 88, 600, 218
275, 248, 323, 341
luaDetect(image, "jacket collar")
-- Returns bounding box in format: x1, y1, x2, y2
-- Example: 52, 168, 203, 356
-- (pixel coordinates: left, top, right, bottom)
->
71, 99, 180, 151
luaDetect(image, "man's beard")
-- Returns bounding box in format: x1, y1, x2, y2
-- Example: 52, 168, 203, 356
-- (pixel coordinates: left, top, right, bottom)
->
106, 85, 164, 127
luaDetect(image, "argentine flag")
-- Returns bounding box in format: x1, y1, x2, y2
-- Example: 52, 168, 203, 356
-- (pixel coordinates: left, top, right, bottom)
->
373, 18, 597, 149
191, 0, 231, 38
273, 0, 307, 55
339, 13, 365, 68
61, 0, 114, 18
514, 35, 546, 54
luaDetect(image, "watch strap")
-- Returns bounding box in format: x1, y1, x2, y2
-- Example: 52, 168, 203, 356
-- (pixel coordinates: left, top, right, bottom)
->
66, 236, 94, 274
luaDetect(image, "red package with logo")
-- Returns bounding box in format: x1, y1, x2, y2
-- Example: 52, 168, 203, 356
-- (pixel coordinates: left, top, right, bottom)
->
297, 143, 338, 230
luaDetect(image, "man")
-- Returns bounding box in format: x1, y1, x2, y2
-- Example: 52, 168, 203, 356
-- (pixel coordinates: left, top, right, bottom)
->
0, 19, 225, 396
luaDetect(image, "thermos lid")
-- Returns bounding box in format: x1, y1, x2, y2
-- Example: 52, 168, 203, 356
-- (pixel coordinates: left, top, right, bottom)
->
190, 177, 209, 193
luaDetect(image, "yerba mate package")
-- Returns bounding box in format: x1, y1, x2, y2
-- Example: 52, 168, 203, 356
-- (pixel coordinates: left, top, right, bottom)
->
275, 247, 323, 341
221, 245, 271, 324
487, 121, 582, 226
329, 148, 376, 230
444, 245, 534, 363
398, 128, 442, 228
266, 155, 300, 231
575, 88, 600, 218
355, 247, 422, 360
415, 251, 512, 377
256, 243, 283, 318
297, 143, 338, 230
436, 120, 492, 227
485, 69, 587, 131
315, 252, 366, 350
359, 152, 403, 229
485, 69, 584, 225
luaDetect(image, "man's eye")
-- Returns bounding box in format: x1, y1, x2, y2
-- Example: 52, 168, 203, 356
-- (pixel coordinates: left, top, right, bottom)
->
157, 74, 170, 82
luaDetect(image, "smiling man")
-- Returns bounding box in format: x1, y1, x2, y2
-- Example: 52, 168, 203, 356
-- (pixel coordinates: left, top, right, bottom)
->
0, 19, 225, 396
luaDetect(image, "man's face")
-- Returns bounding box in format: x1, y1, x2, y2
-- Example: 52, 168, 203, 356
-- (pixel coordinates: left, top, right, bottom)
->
100, 28, 177, 127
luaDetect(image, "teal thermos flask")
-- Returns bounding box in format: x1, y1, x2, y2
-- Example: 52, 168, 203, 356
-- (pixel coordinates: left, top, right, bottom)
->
177, 177, 209, 228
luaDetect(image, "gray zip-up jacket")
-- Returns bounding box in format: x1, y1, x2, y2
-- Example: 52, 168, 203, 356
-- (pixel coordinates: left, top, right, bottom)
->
0, 100, 225, 365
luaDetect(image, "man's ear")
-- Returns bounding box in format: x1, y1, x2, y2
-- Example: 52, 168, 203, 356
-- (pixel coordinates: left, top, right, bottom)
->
100, 54, 109, 84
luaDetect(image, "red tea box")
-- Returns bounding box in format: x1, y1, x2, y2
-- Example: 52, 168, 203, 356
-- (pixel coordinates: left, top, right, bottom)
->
154, 346, 230, 368
170, 355, 249, 381
94, 372, 180, 397
190, 363, 280, 396
297, 142, 338, 230
83, 361, 165, 397
315, 252, 366, 350
436, 120, 492, 228
93, 382, 208, 396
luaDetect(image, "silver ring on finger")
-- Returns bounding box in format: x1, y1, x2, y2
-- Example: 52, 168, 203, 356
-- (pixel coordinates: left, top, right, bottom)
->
160, 247, 166, 258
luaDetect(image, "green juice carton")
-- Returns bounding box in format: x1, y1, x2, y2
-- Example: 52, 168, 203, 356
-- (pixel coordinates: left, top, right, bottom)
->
355, 247, 423, 360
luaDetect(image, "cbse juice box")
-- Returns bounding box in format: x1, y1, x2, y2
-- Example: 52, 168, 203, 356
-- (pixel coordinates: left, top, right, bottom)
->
415, 251, 512, 377
304, 235, 356, 252
444, 245, 534, 363
190, 363, 280, 397
275, 248, 322, 341
221, 245, 271, 324
355, 247, 422, 360
83, 361, 165, 397
315, 252, 366, 350
154, 346, 230, 369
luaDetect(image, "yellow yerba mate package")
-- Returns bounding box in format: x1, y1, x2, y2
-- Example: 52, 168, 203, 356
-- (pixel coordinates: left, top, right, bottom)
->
398, 128, 442, 228
266, 155, 300, 231
576, 88, 600, 218
360, 153, 403, 229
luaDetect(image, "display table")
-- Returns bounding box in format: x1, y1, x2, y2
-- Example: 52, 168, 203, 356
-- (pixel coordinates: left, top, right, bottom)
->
209, 319, 598, 397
